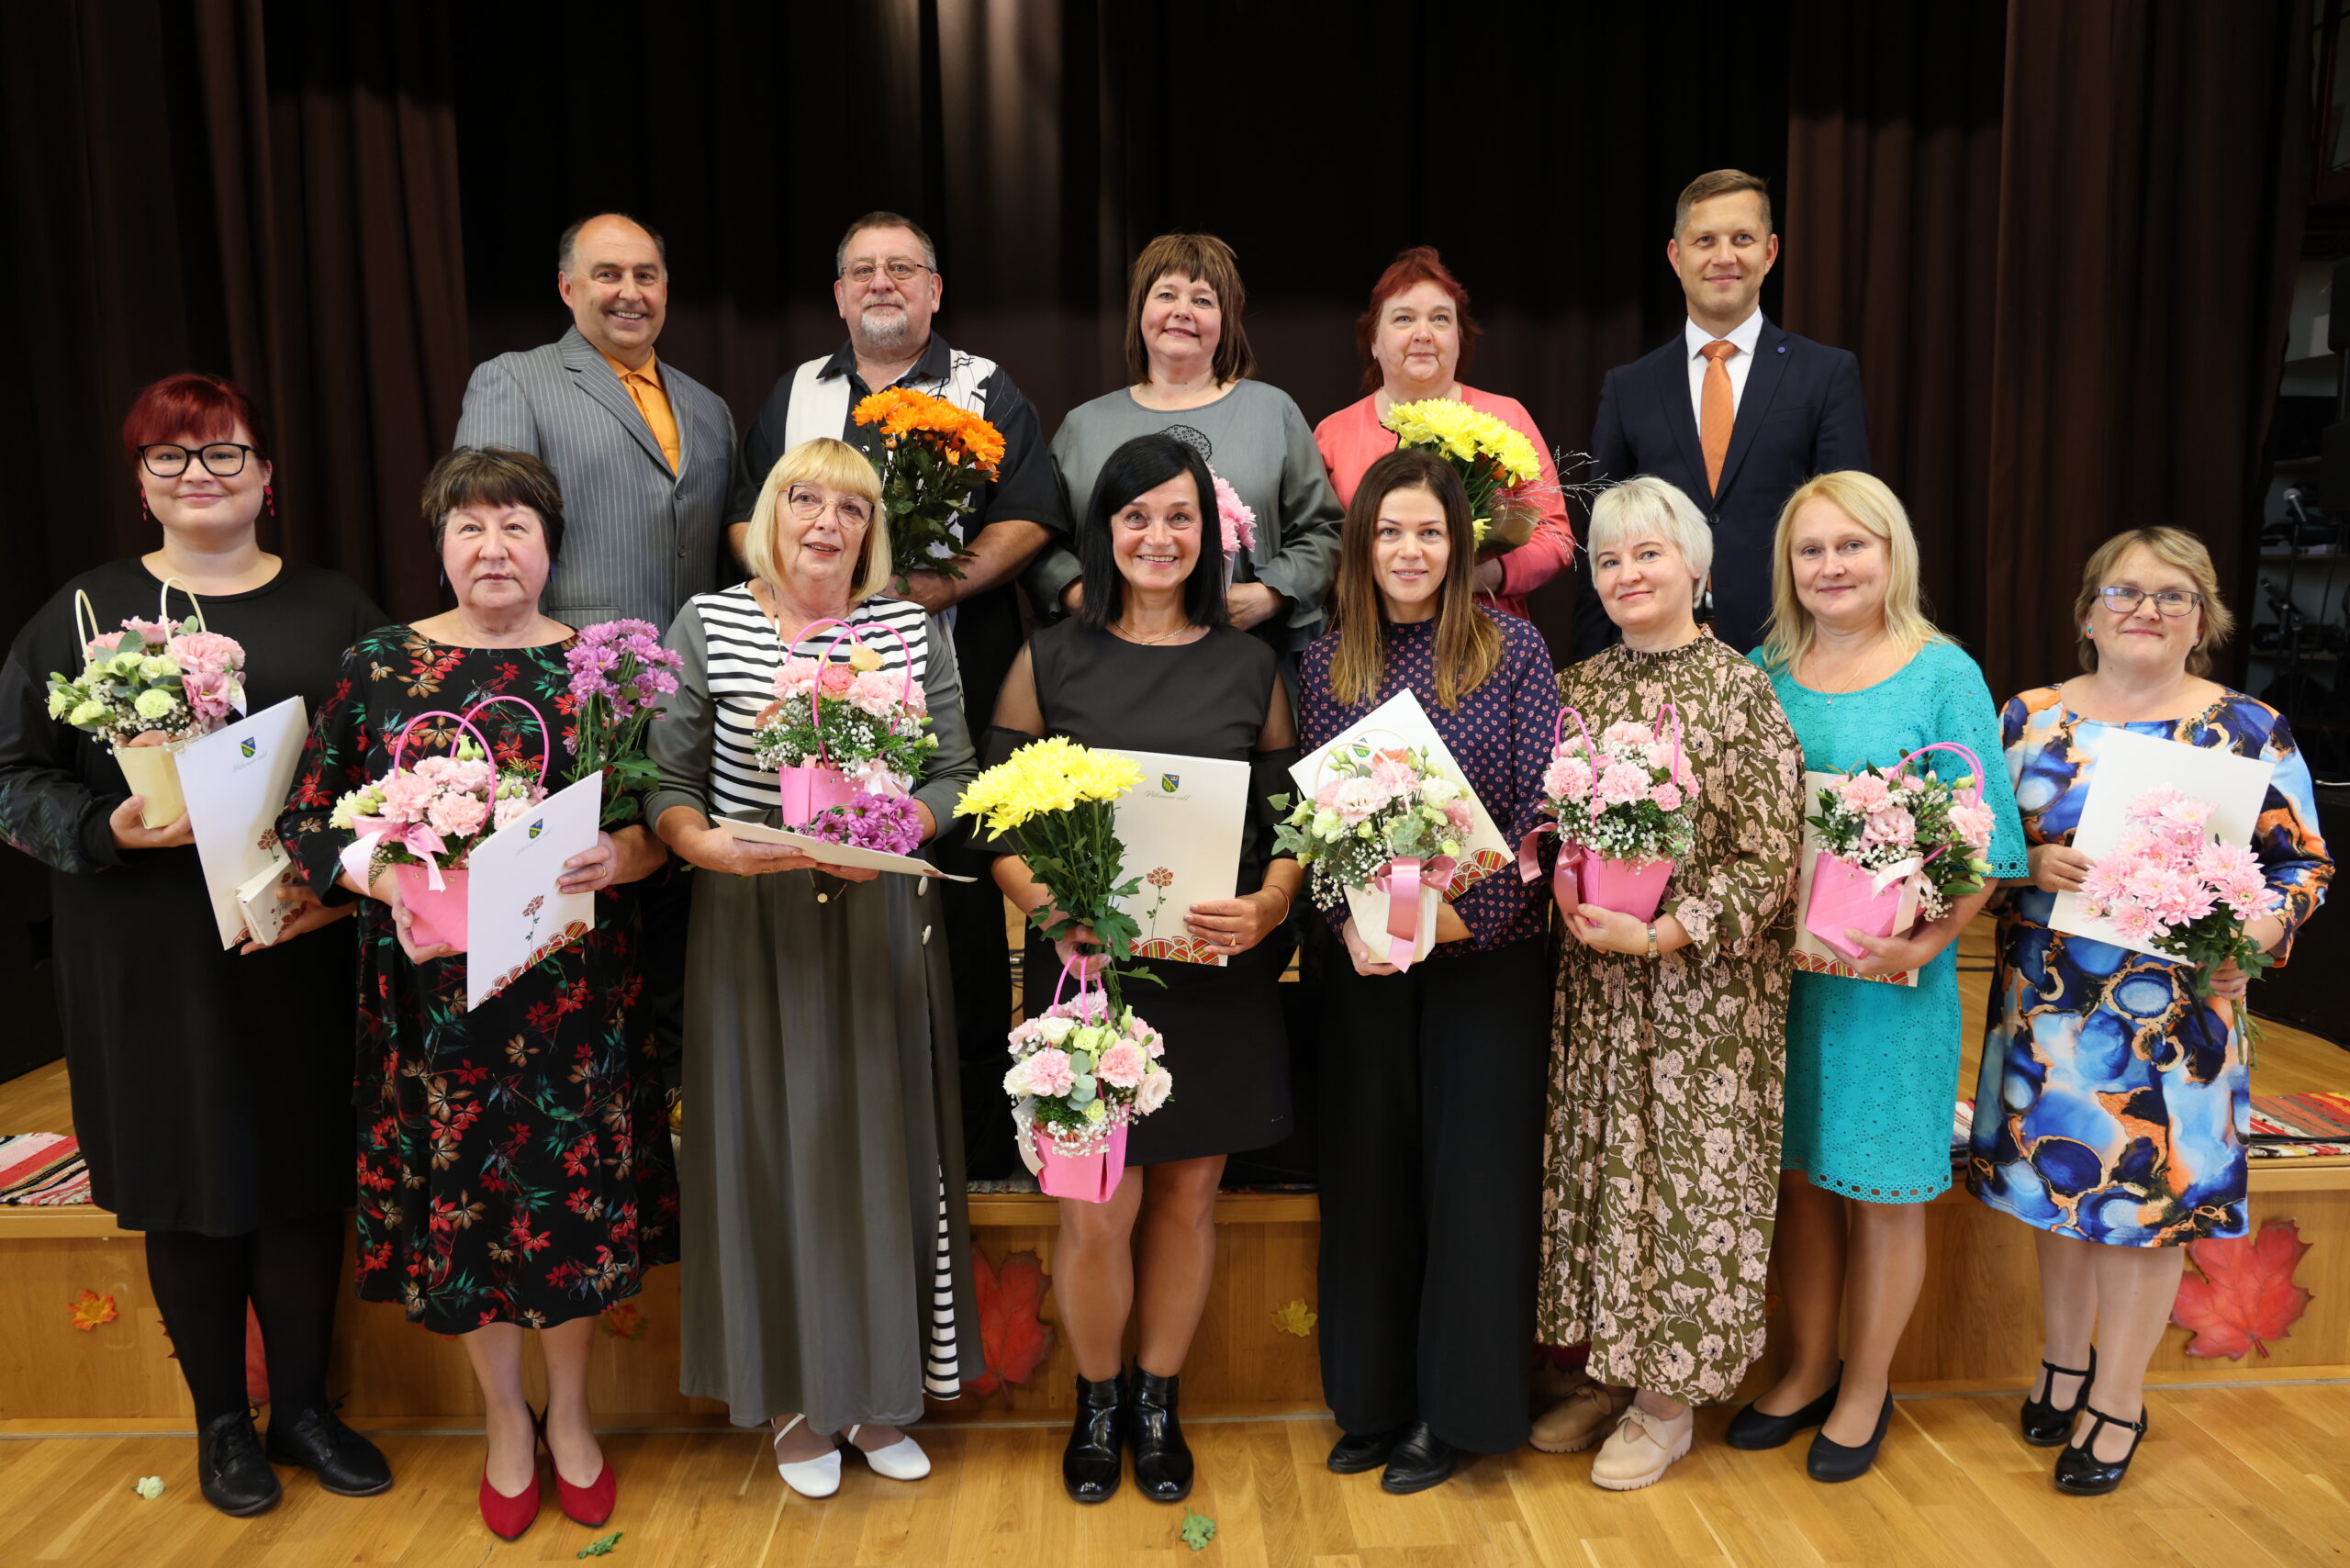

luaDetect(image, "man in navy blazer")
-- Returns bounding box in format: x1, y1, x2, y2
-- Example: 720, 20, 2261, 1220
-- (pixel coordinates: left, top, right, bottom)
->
1579, 170, 1869, 657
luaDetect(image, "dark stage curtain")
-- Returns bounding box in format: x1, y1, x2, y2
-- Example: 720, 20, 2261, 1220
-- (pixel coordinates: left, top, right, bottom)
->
1977, 0, 2311, 701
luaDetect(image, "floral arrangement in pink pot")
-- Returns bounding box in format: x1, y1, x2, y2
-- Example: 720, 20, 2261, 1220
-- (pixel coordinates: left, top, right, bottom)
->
2076, 785, 2284, 1043
330, 701, 551, 953
1270, 738, 1474, 969
46, 582, 249, 828
1804, 740, 1994, 960
1537, 705, 1695, 922
750, 618, 936, 830
1002, 961, 1171, 1203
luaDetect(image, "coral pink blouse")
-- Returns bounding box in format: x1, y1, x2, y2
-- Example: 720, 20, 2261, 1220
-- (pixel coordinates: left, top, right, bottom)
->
1312, 386, 1577, 621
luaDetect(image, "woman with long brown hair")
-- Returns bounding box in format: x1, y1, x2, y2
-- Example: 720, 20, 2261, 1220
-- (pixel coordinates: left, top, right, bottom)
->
1299, 447, 1561, 1495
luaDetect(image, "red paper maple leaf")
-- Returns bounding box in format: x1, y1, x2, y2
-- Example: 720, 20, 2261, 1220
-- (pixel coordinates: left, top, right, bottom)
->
2170, 1217, 2312, 1359
964, 1249, 1055, 1397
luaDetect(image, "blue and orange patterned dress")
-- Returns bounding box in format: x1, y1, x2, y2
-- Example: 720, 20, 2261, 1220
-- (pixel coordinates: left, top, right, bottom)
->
1966, 687, 2332, 1247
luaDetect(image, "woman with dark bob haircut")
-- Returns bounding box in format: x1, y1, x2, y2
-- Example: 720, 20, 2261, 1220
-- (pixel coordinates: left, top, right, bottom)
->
985, 432, 1303, 1506
277, 445, 677, 1540
0, 373, 392, 1517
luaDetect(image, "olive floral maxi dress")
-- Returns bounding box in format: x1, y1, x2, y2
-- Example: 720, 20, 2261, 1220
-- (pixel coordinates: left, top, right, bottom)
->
1537, 632, 1805, 1404
278, 627, 679, 1332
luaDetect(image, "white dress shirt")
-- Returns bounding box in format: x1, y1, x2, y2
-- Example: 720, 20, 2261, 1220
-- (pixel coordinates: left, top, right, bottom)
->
1684, 310, 1766, 428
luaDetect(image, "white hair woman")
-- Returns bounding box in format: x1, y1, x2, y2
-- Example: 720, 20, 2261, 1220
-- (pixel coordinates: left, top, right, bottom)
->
1532, 476, 1805, 1489
1729, 472, 2027, 1483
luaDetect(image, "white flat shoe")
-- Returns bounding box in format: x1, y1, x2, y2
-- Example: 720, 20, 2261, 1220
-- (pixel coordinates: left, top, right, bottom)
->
773, 1414, 842, 1498
846, 1424, 931, 1481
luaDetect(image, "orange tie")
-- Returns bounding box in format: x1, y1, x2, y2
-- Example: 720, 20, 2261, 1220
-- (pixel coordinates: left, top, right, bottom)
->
620, 368, 681, 474
1699, 340, 1737, 496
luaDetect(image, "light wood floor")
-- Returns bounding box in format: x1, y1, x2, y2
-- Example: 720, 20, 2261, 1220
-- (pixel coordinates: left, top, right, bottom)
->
7, 1385, 2350, 1567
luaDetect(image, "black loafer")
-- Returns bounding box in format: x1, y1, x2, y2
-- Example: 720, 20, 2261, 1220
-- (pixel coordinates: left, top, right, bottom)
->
197, 1408, 282, 1517
1806, 1392, 1893, 1484
1725, 1372, 1842, 1450
2053, 1404, 2146, 1495
1327, 1425, 1408, 1474
1125, 1370, 1193, 1504
1379, 1419, 1460, 1495
265, 1405, 393, 1496
2020, 1350, 2095, 1447
1063, 1372, 1124, 1504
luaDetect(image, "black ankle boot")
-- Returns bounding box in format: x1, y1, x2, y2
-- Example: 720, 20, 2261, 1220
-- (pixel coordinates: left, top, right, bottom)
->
1063, 1372, 1124, 1504
197, 1408, 282, 1517
1125, 1369, 1193, 1503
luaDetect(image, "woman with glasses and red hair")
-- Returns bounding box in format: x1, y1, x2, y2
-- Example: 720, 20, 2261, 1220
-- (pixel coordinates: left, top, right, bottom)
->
0, 373, 391, 1516
1314, 247, 1578, 621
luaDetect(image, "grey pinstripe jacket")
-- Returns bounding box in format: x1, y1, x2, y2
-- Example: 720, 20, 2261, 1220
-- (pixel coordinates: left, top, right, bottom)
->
453, 326, 737, 630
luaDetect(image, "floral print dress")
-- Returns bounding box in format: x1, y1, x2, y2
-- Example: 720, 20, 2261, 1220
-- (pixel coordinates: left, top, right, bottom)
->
1966, 688, 2332, 1247
277, 627, 679, 1331
1537, 631, 1805, 1404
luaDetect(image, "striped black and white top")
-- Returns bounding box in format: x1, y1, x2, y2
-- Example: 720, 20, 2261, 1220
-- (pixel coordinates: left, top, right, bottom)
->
689, 586, 933, 820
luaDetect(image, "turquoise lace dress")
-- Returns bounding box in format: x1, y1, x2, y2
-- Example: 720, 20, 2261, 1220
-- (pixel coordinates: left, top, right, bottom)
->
1753, 640, 2029, 1201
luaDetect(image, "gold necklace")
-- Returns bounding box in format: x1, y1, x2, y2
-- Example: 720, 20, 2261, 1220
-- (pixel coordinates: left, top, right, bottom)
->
1112, 622, 1192, 646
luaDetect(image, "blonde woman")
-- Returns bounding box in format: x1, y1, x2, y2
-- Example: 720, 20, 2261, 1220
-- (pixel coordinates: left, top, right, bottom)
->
1730, 473, 2026, 1482
648, 438, 979, 1497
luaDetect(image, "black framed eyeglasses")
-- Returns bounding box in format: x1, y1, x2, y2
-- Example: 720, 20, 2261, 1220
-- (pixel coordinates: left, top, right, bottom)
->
140, 442, 255, 479
841, 260, 932, 285
2098, 585, 2201, 617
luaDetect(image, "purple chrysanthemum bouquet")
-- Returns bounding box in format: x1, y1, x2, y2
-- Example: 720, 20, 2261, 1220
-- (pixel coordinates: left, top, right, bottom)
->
563, 619, 685, 827
800, 790, 925, 857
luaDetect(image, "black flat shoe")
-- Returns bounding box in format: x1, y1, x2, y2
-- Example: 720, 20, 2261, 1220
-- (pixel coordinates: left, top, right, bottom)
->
197, 1408, 282, 1517
1806, 1392, 1893, 1484
1327, 1425, 1408, 1474
1725, 1371, 1842, 1450
1125, 1369, 1193, 1504
1380, 1419, 1459, 1495
2053, 1404, 2147, 1495
265, 1405, 393, 1495
2020, 1350, 2096, 1447
1063, 1372, 1124, 1504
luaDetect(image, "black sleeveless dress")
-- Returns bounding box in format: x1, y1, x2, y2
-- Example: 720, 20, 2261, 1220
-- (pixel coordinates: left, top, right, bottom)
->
1005, 621, 1294, 1165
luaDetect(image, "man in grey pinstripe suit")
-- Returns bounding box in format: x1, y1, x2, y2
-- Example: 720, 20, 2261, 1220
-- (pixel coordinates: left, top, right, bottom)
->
453, 211, 734, 1092
454, 213, 737, 631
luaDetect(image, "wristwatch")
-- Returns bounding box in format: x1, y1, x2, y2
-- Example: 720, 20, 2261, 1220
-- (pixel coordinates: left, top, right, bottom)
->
1643, 922, 1660, 959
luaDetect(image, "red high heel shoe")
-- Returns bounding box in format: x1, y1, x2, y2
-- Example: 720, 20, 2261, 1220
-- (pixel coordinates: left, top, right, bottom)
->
476, 1409, 543, 1540
541, 1405, 615, 1526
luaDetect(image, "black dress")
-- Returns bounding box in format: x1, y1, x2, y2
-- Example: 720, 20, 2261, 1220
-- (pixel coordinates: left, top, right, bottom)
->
0, 558, 385, 1234
1006, 622, 1294, 1165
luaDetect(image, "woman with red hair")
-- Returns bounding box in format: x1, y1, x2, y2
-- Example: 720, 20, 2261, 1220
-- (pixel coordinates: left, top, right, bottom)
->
0, 375, 391, 1516
1314, 248, 1577, 621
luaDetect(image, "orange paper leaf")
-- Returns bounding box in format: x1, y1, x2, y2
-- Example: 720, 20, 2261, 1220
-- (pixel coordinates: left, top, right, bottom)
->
69, 1289, 118, 1332
964, 1249, 1055, 1397
599, 1302, 647, 1341
2170, 1217, 2312, 1359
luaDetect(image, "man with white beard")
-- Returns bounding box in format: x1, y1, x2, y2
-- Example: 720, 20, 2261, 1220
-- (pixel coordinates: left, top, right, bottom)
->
728, 210, 1064, 1179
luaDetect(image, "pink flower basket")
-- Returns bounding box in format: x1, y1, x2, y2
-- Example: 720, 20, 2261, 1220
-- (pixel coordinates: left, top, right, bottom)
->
1579, 854, 1675, 922
778, 762, 856, 828
395, 864, 471, 952
1803, 851, 1906, 961
1035, 1122, 1128, 1204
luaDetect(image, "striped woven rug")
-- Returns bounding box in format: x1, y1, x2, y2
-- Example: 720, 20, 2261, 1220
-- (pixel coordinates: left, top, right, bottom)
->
0, 1134, 89, 1205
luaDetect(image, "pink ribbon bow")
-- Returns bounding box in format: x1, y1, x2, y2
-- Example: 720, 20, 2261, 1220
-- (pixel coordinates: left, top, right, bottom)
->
1370, 854, 1459, 971
1517, 822, 1559, 883
340, 816, 453, 892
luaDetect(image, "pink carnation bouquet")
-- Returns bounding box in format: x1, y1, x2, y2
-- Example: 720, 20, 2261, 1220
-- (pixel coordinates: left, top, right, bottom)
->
1002, 969, 1170, 1202
1807, 748, 1995, 924
1211, 467, 1259, 589
750, 626, 937, 820
2076, 786, 2284, 1039
1539, 713, 1696, 866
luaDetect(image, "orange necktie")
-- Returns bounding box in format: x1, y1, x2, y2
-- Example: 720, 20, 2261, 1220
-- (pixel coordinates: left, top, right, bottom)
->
620, 367, 681, 474
1699, 340, 1737, 496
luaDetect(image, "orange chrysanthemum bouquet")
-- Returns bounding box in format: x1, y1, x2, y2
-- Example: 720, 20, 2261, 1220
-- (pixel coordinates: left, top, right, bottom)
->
851, 386, 1005, 581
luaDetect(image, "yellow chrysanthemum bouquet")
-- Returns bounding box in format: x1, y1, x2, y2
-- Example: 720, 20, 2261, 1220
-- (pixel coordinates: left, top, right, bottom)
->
956, 736, 1159, 1007
1382, 398, 1544, 554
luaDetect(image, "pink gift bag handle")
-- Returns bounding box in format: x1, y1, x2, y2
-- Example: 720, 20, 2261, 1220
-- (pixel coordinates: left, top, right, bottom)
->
782, 616, 918, 767
1890, 739, 1984, 790
1048, 953, 1110, 1014
1310, 725, 1416, 789
1651, 700, 1685, 782
456, 695, 551, 784
389, 709, 498, 773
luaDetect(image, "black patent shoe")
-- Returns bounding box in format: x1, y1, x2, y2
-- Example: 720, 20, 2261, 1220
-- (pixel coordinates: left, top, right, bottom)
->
1063, 1372, 1124, 1504
1327, 1424, 1408, 1474
1806, 1392, 1893, 1484
1725, 1370, 1842, 1450
265, 1405, 394, 1495
2053, 1404, 2146, 1495
2020, 1350, 2096, 1448
198, 1408, 282, 1517
1380, 1419, 1460, 1495
1125, 1369, 1193, 1504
